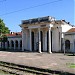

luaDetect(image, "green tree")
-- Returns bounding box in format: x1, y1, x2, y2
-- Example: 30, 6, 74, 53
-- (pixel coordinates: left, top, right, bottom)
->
2, 35, 8, 49
0, 18, 9, 49
0, 19, 10, 36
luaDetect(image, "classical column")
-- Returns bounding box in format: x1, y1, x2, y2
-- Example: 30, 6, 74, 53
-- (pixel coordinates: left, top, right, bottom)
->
48, 27, 52, 53
5, 42, 7, 49
38, 28, 41, 53
14, 41, 16, 50
63, 33, 65, 55
18, 41, 20, 50
30, 29, 32, 51
10, 41, 12, 49
22, 28, 25, 51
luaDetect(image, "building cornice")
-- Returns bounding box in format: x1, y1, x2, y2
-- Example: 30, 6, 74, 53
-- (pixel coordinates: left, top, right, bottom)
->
21, 16, 55, 26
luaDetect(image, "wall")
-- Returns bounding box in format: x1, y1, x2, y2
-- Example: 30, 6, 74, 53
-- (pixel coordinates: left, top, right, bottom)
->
64, 34, 75, 52
52, 27, 61, 52
61, 23, 72, 32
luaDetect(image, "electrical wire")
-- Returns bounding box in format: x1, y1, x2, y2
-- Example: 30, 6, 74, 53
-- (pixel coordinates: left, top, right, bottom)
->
0, 0, 63, 16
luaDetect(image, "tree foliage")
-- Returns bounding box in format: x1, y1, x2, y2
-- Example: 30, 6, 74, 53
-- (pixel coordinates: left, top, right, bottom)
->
2, 35, 8, 42
0, 18, 9, 49
0, 18, 10, 35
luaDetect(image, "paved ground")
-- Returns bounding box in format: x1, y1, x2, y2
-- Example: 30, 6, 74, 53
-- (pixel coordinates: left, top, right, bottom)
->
0, 51, 75, 74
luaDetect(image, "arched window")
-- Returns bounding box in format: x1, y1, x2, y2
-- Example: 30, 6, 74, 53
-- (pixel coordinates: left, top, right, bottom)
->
11, 40, 14, 47
65, 40, 70, 50
7, 41, 9, 47
15, 40, 18, 47
20, 40, 22, 48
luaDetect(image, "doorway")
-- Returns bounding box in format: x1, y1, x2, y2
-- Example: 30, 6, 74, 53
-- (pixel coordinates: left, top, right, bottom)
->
40, 31, 43, 51
65, 40, 70, 52
31, 32, 34, 51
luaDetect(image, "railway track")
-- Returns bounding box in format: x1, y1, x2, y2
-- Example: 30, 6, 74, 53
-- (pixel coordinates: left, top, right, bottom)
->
0, 61, 53, 75
0, 61, 74, 75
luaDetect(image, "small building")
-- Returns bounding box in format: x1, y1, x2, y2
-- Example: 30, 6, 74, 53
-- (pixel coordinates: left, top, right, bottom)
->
64, 28, 75, 52
20, 16, 73, 53
0, 32, 22, 51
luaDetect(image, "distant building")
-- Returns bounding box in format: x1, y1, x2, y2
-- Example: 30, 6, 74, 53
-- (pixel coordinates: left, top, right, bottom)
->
20, 16, 74, 53
0, 32, 22, 50
64, 28, 75, 52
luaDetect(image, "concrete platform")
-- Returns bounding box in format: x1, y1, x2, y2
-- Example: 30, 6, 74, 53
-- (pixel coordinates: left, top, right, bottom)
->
0, 51, 75, 74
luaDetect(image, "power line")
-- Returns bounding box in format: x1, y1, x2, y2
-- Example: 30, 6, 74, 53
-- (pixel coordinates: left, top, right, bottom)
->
0, 0, 63, 16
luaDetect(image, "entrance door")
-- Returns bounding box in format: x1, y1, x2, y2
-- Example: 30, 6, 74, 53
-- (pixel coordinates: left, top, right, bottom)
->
40, 31, 43, 51
65, 40, 70, 52
51, 31, 52, 51
31, 32, 34, 51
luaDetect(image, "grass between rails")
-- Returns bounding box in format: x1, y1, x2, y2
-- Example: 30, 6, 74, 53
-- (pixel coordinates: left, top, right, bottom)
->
66, 63, 75, 68
0, 70, 16, 75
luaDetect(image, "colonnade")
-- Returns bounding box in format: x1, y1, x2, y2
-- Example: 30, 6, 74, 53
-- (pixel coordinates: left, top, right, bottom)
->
1, 40, 22, 50
29, 27, 52, 53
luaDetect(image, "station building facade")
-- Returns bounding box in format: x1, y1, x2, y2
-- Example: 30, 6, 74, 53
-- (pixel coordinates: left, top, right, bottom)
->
20, 16, 74, 53
0, 16, 75, 53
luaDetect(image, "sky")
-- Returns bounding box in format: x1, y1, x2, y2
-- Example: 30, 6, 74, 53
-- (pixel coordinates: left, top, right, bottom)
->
0, 0, 74, 32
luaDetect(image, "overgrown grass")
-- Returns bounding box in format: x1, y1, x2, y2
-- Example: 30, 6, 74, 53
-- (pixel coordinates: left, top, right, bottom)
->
0, 70, 16, 75
66, 63, 75, 68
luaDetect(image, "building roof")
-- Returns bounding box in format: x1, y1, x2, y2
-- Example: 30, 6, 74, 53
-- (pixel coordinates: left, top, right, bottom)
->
22, 16, 55, 25
67, 28, 75, 33
5, 32, 22, 37
20, 16, 73, 28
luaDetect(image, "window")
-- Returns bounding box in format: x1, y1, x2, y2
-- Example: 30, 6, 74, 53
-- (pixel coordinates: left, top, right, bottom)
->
15, 40, 18, 47
65, 40, 70, 50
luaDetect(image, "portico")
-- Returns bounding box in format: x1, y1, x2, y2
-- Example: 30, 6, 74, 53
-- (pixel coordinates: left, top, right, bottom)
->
22, 25, 52, 53
20, 16, 55, 53
20, 16, 73, 53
